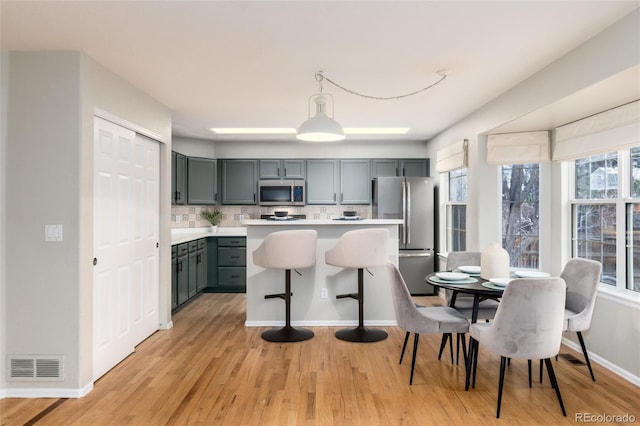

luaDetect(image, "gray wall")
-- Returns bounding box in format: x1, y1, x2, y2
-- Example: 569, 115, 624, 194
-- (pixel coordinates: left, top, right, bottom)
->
1, 51, 171, 394
425, 10, 640, 381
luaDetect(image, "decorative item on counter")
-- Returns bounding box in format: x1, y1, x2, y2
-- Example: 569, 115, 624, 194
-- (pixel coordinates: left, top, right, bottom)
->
480, 242, 510, 280
274, 211, 289, 217
201, 210, 222, 232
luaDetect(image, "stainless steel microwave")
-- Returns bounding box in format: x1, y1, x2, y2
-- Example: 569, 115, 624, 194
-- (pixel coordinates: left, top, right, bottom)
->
258, 179, 305, 206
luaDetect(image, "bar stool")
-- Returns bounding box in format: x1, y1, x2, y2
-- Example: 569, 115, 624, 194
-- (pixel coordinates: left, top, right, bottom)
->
253, 229, 317, 342
325, 228, 389, 342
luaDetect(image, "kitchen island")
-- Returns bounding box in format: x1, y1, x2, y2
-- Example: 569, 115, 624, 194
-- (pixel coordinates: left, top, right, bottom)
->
243, 219, 402, 327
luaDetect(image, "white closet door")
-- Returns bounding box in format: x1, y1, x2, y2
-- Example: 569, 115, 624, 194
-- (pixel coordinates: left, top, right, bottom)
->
93, 117, 159, 381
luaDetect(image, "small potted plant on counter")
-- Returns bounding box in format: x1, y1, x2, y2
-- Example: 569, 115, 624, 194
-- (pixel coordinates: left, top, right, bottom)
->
201, 210, 222, 232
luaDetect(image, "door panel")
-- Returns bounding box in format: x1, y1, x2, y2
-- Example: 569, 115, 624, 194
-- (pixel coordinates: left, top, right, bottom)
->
93, 117, 159, 381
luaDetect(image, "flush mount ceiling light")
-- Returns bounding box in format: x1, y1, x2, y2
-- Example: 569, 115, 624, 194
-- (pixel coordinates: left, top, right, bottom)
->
296, 70, 448, 142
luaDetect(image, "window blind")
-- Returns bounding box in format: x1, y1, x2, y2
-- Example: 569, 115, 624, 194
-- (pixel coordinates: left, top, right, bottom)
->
436, 139, 467, 173
553, 100, 639, 161
486, 131, 550, 165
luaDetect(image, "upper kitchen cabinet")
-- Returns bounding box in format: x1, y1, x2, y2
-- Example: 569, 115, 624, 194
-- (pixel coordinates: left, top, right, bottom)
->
306, 160, 339, 204
371, 159, 430, 177
340, 160, 371, 204
172, 151, 187, 205
187, 157, 217, 204
399, 159, 429, 177
220, 159, 258, 205
259, 159, 305, 179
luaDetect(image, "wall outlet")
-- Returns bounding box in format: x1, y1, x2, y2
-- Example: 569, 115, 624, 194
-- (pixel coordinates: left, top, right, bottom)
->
320, 288, 328, 299
175, 215, 181, 223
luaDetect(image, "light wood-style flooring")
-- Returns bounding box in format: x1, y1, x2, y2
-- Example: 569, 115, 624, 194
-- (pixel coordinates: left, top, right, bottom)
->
2, 293, 639, 425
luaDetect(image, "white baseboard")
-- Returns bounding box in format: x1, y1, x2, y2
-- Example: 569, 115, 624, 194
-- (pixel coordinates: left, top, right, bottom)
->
159, 321, 173, 330
561, 337, 640, 387
2, 381, 93, 398
245, 320, 398, 327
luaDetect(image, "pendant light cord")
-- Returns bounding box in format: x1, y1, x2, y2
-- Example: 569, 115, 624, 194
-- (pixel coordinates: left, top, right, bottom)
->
315, 70, 447, 101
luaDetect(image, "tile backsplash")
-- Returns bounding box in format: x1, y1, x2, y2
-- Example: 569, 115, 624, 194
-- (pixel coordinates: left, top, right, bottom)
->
171, 205, 372, 228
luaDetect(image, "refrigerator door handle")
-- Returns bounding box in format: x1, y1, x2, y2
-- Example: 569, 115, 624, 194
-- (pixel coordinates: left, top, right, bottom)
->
399, 252, 433, 258
406, 181, 411, 244
401, 180, 407, 245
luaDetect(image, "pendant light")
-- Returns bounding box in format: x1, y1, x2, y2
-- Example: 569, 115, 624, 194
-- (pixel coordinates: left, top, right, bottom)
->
296, 72, 345, 142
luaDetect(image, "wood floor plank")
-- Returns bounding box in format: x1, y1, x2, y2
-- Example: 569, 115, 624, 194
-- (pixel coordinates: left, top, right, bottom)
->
1, 293, 639, 425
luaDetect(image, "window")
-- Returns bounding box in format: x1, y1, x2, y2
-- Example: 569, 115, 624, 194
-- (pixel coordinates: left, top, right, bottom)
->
445, 168, 467, 251
501, 164, 539, 268
572, 148, 639, 292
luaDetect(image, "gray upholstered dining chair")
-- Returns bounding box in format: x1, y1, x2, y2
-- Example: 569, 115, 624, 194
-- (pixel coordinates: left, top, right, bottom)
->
535, 257, 602, 383
253, 229, 317, 342
387, 261, 470, 385
466, 277, 567, 418
325, 228, 390, 342
439, 252, 499, 364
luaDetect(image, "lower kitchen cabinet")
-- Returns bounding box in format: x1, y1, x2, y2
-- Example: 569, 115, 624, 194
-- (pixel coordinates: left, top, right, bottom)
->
172, 238, 208, 312
216, 237, 247, 292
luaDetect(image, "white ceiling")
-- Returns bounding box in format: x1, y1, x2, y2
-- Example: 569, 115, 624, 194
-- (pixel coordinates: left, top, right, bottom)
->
1, 1, 638, 143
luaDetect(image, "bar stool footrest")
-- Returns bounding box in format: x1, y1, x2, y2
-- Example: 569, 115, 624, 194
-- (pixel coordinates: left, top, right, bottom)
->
336, 293, 359, 300
264, 293, 291, 300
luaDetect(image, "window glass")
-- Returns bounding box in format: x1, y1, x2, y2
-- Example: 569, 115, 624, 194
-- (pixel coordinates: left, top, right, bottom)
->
449, 168, 467, 202
575, 152, 618, 199
628, 203, 640, 291
502, 164, 539, 268
631, 147, 640, 198
447, 204, 466, 251
574, 204, 617, 286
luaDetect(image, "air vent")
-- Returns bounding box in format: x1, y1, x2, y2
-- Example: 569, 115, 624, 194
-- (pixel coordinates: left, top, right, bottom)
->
8, 355, 64, 381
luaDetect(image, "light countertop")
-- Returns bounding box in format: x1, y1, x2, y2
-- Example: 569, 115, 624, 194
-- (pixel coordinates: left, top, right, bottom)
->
242, 219, 403, 226
171, 227, 246, 245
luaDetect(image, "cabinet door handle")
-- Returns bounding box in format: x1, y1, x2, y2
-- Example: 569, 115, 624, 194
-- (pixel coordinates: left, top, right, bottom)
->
278, 167, 280, 176
284, 167, 287, 176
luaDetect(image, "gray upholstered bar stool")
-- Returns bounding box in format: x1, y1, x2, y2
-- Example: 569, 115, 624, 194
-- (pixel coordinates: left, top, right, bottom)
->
325, 228, 389, 343
253, 229, 318, 342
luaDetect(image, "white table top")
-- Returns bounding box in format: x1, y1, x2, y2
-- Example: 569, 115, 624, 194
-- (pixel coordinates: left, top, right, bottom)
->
242, 219, 403, 226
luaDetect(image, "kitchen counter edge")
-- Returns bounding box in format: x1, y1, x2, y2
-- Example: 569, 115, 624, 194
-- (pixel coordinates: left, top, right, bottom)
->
171, 227, 246, 245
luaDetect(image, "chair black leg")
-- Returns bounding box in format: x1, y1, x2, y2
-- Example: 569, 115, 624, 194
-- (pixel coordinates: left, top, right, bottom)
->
456, 333, 460, 365
465, 337, 475, 391
448, 333, 454, 363
400, 331, 410, 364
540, 359, 544, 384
544, 358, 567, 416
577, 332, 596, 381
459, 334, 468, 366
410, 333, 420, 385
528, 359, 532, 388
438, 333, 450, 360
472, 339, 479, 389
496, 356, 507, 418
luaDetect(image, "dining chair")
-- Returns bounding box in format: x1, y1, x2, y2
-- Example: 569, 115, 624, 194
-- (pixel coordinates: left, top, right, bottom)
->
387, 261, 470, 385
534, 257, 602, 383
325, 228, 390, 342
252, 229, 317, 342
466, 277, 567, 418
438, 252, 499, 364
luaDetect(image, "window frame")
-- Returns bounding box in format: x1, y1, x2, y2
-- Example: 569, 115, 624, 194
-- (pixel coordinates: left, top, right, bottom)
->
569, 147, 640, 295
440, 168, 468, 253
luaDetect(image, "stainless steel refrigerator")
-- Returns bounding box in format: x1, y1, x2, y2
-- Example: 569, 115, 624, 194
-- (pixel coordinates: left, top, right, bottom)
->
372, 176, 435, 295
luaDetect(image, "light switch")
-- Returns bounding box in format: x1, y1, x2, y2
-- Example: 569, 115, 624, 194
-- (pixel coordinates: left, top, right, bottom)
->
45, 224, 63, 242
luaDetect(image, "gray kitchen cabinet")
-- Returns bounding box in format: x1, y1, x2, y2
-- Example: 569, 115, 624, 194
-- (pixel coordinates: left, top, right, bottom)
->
196, 239, 207, 292
371, 159, 399, 178
399, 159, 429, 177
176, 243, 189, 306
171, 246, 178, 310
340, 159, 371, 204
187, 157, 217, 204
306, 160, 339, 204
371, 159, 430, 177
172, 151, 187, 205
216, 237, 246, 292
188, 241, 198, 298
220, 160, 258, 205
259, 159, 305, 179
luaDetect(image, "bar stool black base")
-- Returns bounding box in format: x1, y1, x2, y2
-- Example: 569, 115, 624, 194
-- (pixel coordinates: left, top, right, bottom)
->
335, 326, 388, 343
261, 326, 314, 343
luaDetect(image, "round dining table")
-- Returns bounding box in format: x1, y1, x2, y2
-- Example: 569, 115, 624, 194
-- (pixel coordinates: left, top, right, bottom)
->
425, 272, 504, 323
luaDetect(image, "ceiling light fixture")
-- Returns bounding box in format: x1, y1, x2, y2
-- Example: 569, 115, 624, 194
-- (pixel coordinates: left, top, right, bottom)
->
296, 70, 448, 142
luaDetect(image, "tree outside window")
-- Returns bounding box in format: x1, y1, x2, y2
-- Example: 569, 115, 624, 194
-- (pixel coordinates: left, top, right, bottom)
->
501, 164, 539, 268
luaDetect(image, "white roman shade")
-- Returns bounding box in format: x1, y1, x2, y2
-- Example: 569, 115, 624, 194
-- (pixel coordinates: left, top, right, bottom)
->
553, 100, 640, 161
436, 139, 467, 173
486, 131, 550, 165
